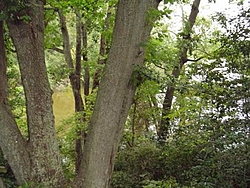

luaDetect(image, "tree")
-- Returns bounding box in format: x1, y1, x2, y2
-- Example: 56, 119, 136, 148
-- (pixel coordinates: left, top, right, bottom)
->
0, 15, 7, 106
74, 1, 161, 187
57, 7, 85, 173
109, 1, 250, 187
0, 14, 8, 188
46, 0, 116, 175
92, 4, 113, 91
0, 0, 161, 187
159, 0, 201, 142
0, 0, 65, 186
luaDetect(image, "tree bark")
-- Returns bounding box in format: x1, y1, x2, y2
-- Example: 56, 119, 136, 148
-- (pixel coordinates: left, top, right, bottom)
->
0, 21, 7, 105
0, 16, 31, 186
74, 10, 86, 174
58, 9, 74, 69
74, 1, 160, 187
58, 8, 84, 113
82, 23, 90, 96
74, 10, 84, 113
159, 0, 201, 142
0, 104, 31, 185
1, 0, 65, 186
0, 177, 6, 188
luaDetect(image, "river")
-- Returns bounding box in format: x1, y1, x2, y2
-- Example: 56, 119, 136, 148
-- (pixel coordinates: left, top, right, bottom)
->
52, 87, 74, 127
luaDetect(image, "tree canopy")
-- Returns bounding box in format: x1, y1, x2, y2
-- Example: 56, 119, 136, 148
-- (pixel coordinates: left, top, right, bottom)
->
0, 0, 249, 187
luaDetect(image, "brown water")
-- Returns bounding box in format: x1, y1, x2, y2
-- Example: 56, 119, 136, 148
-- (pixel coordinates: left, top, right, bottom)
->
52, 88, 74, 127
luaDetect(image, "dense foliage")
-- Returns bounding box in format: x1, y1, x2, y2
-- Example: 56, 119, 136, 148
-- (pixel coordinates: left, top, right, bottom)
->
1, 0, 249, 187
110, 2, 250, 188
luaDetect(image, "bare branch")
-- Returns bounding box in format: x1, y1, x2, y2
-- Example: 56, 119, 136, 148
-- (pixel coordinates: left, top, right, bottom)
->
48, 47, 64, 54
186, 56, 204, 62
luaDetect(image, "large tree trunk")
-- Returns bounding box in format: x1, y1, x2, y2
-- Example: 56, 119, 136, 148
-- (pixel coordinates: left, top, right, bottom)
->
0, 0, 64, 186
0, 20, 31, 185
74, 1, 160, 187
159, 0, 201, 142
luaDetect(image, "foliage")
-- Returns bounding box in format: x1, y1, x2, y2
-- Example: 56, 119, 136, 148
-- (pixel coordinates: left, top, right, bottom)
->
111, 142, 165, 188
56, 90, 96, 181
142, 179, 180, 188
111, 2, 250, 188
7, 59, 27, 137
2, 0, 250, 187
2, 26, 27, 137
0, 0, 29, 22
57, 112, 87, 181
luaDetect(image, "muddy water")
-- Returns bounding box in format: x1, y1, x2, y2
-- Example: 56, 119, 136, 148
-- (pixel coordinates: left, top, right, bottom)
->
52, 88, 74, 127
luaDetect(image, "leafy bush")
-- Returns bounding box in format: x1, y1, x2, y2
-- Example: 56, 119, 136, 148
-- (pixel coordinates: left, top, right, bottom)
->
111, 142, 165, 188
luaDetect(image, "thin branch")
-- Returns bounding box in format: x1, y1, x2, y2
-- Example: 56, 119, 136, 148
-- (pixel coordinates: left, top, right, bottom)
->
48, 47, 64, 54
153, 63, 168, 72
186, 56, 204, 62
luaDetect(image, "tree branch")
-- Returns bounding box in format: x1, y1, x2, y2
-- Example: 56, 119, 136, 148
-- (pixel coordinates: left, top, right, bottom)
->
48, 47, 64, 54
186, 56, 204, 62
0, 103, 31, 184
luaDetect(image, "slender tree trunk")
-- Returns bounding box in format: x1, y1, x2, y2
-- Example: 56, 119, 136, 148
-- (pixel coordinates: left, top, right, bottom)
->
58, 8, 84, 112
92, 9, 111, 90
0, 21, 7, 105
74, 10, 86, 174
58, 9, 74, 69
131, 101, 137, 147
75, 20, 89, 173
82, 23, 90, 96
74, 10, 84, 113
58, 8, 86, 173
1, 0, 65, 186
159, 0, 201, 142
74, 1, 160, 187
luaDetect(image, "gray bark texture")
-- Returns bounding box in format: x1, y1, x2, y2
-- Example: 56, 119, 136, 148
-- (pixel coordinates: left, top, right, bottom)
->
58, 9, 74, 69
0, 17, 31, 185
0, 177, 6, 188
74, 0, 160, 187
0, 0, 64, 186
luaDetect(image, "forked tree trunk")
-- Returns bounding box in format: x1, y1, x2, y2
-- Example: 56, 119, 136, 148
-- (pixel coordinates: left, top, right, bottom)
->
159, 0, 201, 142
74, 1, 160, 187
0, 0, 64, 186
